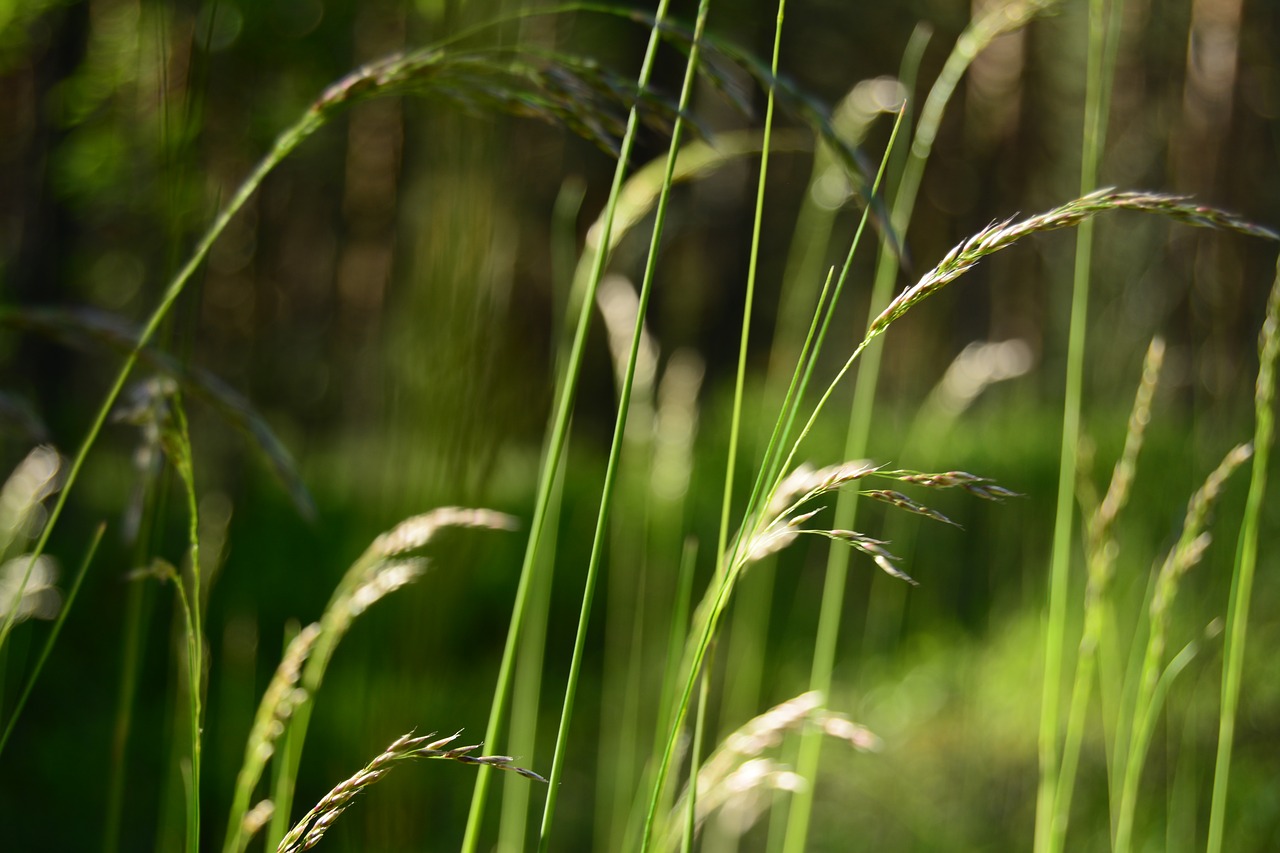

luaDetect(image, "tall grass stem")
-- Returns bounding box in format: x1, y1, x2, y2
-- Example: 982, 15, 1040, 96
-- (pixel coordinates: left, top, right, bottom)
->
1206, 256, 1280, 853
460, 6, 676, 847
1036, 2, 1119, 848
534, 3, 697, 850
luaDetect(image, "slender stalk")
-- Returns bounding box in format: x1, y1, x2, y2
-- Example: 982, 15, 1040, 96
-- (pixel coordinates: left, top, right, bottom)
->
637, 3, 788, 847
534, 3, 699, 850
1035, 2, 1117, 848
496, 423, 567, 853
0, 110, 323, 659
1054, 338, 1164, 842
459, 4, 676, 844
1114, 443, 1252, 852
682, 661, 713, 853
164, 398, 204, 853
714, 0, 785, 583
1206, 256, 1280, 853
779, 8, 1056, 844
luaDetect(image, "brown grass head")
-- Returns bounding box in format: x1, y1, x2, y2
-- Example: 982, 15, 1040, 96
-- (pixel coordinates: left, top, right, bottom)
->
276, 730, 544, 853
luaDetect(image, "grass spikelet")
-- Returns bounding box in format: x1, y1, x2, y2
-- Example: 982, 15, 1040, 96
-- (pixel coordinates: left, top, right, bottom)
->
1055, 337, 1165, 837
223, 623, 321, 853
372, 507, 517, 558
0, 554, 61, 622
748, 460, 1016, 585
0, 445, 61, 557
1148, 443, 1253, 659
1090, 338, 1165, 558
802, 529, 917, 585
267, 507, 515, 849
862, 489, 960, 527
276, 730, 545, 853
868, 190, 1280, 338
665, 691, 877, 847
1115, 441, 1253, 853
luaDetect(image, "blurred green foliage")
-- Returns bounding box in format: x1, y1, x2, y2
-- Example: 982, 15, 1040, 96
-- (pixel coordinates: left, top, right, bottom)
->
1, 0, 1279, 851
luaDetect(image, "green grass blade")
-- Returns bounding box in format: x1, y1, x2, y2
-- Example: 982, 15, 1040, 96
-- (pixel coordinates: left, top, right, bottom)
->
1054, 337, 1164, 838
535, 3, 702, 849
1037, 3, 1121, 848
458, 9, 673, 843
1206, 255, 1280, 853
0, 108, 323, 661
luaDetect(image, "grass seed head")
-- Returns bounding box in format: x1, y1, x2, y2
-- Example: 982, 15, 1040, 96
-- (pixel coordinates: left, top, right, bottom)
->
373, 507, 518, 558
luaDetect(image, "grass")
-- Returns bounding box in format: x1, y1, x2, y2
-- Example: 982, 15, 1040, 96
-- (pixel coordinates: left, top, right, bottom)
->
1, 2, 1279, 851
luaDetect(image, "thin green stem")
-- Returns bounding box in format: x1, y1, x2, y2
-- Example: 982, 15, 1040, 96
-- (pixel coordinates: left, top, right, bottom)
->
682, 659, 713, 853
1115, 640, 1200, 853
1055, 337, 1163, 843
166, 398, 204, 853
534, 3, 697, 850
1207, 257, 1280, 853
0, 111, 322, 659
713, 0, 784, 581
777, 13, 1051, 840
459, 5, 675, 846
1035, 2, 1113, 849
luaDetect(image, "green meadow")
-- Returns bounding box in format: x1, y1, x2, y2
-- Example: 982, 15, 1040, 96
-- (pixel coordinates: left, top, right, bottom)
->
2, 1, 1279, 851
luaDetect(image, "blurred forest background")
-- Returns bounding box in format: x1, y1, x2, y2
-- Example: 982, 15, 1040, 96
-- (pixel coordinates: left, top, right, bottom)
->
2, 0, 1280, 850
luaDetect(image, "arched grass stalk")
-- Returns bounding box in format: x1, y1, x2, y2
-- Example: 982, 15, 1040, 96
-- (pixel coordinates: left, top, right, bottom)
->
865, 192, 1278, 336
637, 187, 1273, 853
1207, 255, 1280, 853
265, 507, 516, 851
666, 691, 878, 850
223, 623, 321, 853
781, 5, 1060, 846
275, 730, 544, 853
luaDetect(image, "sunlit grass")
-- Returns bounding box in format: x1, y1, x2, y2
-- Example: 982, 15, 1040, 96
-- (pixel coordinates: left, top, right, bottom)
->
1, 3, 1278, 853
